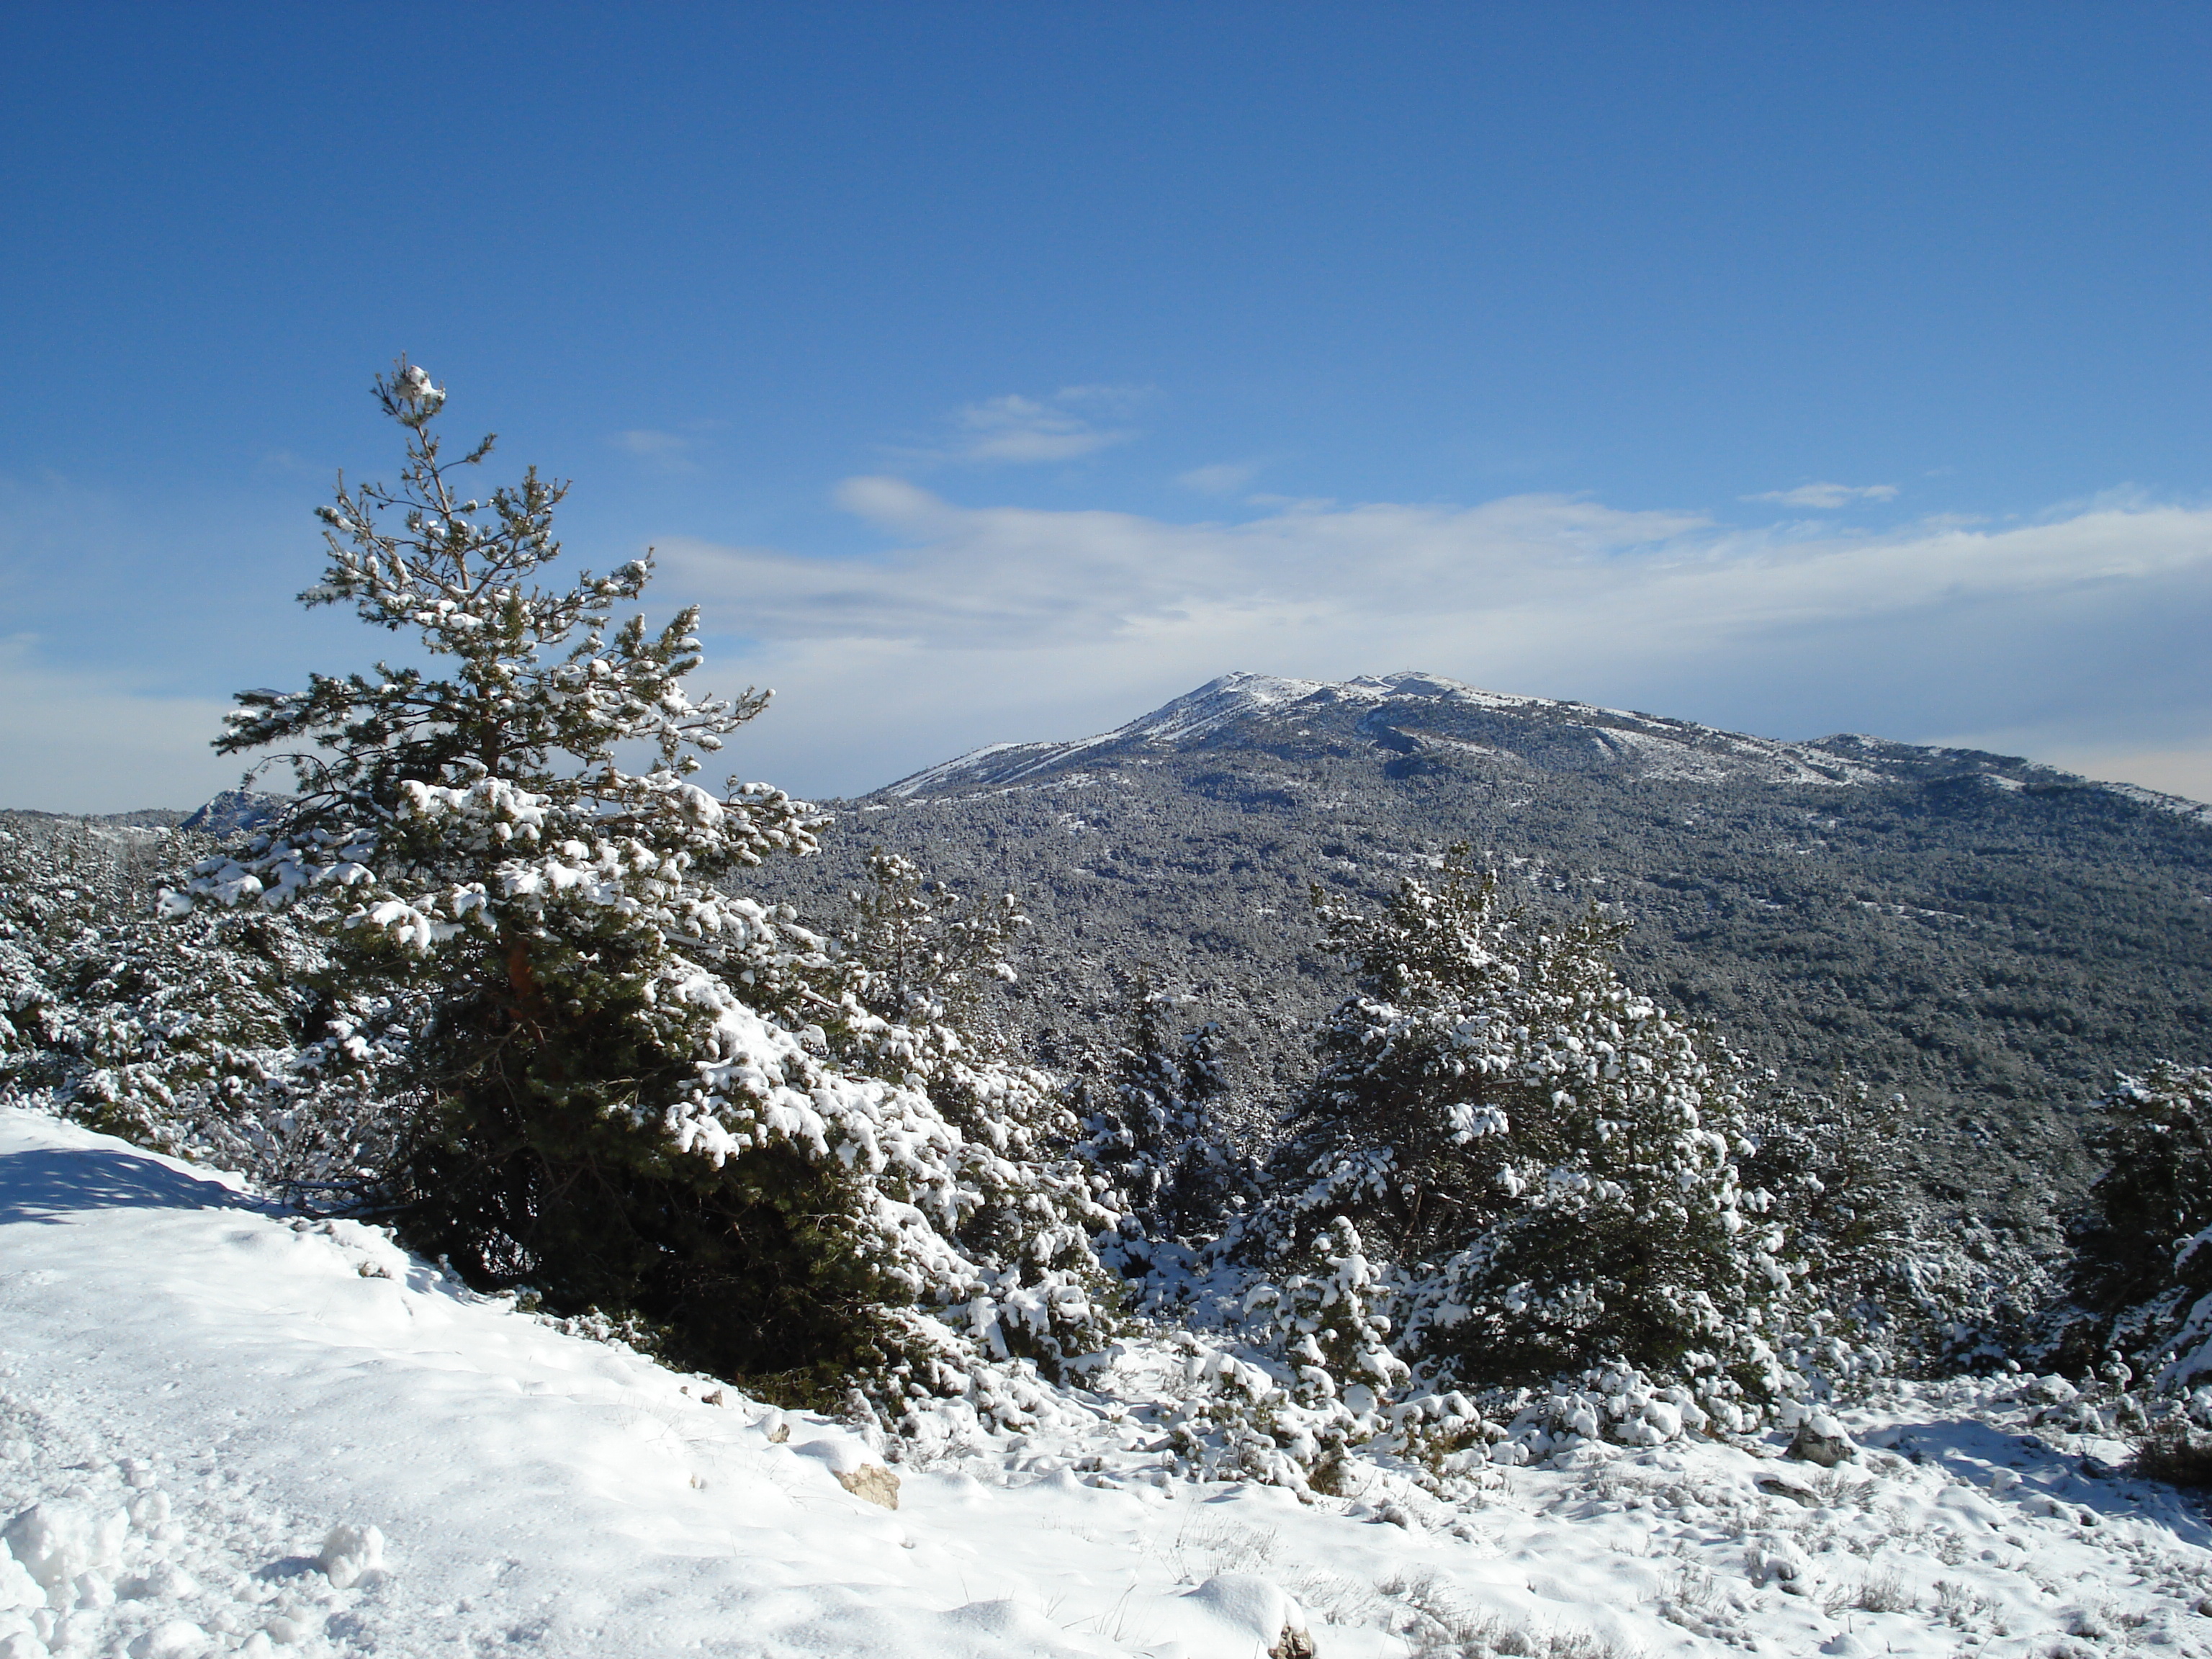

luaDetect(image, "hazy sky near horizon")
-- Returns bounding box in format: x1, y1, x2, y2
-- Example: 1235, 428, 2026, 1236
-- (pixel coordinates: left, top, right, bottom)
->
4, 3, 2209, 811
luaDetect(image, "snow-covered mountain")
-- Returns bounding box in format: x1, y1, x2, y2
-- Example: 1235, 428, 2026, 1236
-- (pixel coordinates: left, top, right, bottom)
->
176, 790, 287, 839
886, 670, 2212, 819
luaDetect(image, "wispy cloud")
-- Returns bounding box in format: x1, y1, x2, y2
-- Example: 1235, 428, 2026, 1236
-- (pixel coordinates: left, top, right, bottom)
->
255, 449, 327, 477
904, 387, 1146, 466
672, 485, 1649, 652
608, 423, 727, 474
664, 485, 2208, 652
612, 429, 693, 458
1177, 461, 1262, 495
1743, 481, 1901, 509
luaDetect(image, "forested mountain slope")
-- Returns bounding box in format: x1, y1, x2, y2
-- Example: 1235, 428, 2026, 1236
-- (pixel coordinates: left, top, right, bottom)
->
750, 671, 2212, 1243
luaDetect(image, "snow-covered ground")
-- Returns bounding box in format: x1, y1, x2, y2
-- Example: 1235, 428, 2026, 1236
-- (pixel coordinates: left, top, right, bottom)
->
3, 1106, 2208, 1659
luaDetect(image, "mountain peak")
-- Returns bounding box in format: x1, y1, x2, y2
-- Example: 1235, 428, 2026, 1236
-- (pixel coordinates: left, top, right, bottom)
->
871, 670, 2212, 821
880, 670, 1642, 798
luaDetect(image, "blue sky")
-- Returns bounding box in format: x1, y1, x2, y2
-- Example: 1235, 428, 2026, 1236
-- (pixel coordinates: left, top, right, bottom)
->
4, 3, 2209, 810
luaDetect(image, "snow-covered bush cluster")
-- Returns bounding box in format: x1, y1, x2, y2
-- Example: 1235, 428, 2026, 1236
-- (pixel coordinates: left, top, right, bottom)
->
0, 819, 412, 1192
1076, 976, 1256, 1282
2059, 1060, 2212, 1392
1737, 1080, 2056, 1377
1234, 859, 1806, 1434
822, 850, 1112, 1378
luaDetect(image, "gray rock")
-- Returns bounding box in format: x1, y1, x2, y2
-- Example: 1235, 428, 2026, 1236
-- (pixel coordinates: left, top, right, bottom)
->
1755, 1473, 1820, 1507
1787, 1416, 1855, 1467
179, 788, 287, 837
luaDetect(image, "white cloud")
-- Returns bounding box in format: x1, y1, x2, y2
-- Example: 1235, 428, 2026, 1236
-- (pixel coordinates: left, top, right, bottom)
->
0, 637, 237, 815
609, 428, 707, 474
913, 389, 1143, 466
1177, 462, 1262, 495
662, 480, 1712, 649
667, 482, 2212, 653
1743, 482, 1900, 509
15, 460, 2185, 810
652, 483, 2212, 798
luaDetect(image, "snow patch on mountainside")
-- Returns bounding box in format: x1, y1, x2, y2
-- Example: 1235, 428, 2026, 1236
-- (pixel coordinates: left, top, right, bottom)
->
883, 673, 1338, 796
2102, 781, 2212, 827
879, 671, 1599, 797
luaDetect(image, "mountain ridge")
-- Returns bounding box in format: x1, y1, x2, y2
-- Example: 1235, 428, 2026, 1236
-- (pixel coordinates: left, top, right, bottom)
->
879, 668, 2212, 819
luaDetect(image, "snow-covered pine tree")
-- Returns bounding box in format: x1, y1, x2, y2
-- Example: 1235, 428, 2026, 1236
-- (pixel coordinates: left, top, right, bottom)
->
1735, 1076, 2022, 1379
181, 362, 1112, 1403
2063, 1061, 2212, 1391
1, 822, 158, 1093
0, 820, 280, 1141
1253, 854, 1794, 1421
830, 849, 1026, 1054
1076, 974, 1250, 1277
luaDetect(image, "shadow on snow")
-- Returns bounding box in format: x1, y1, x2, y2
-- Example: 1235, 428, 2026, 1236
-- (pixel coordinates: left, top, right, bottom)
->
0, 1146, 257, 1226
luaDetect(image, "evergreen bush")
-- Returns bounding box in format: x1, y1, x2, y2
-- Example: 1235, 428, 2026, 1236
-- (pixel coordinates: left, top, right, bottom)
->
1737, 1078, 2008, 1376
2063, 1061, 2212, 1390
0, 819, 407, 1187
1076, 974, 1253, 1277
1251, 854, 1798, 1424
2131, 1413, 2212, 1487
824, 850, 1113, 1375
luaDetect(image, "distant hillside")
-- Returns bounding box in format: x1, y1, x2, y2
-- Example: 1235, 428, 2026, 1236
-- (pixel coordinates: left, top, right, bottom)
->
0, 806, 188, 829
750, 671, 2212, 1246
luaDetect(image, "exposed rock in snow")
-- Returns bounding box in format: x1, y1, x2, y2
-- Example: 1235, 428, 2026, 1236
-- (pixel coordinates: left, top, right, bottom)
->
176, 791, 287, 840
793, 1437, 902, 1509
832, 1465, 901, 1509
1786, 1412, 1856, 1467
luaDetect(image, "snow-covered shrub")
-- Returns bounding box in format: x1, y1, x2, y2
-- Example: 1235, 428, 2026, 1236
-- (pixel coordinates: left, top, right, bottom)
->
1738, 1081, 1906, 1336
1480, 1364, 1719, 1465
2061, 1061, 2212, 1391
827, 851, 1117, 1377
0, 819, 410, 1188
2131, 1412, 2212, 1488
1249, 855, 1799, 1422
1738, 1079, 2028, 1380
1077, 976, 1256, 1277
177, 361, 1112, 1406
830, 849, 1025, 1028
1246, 1217, 1410, 1408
